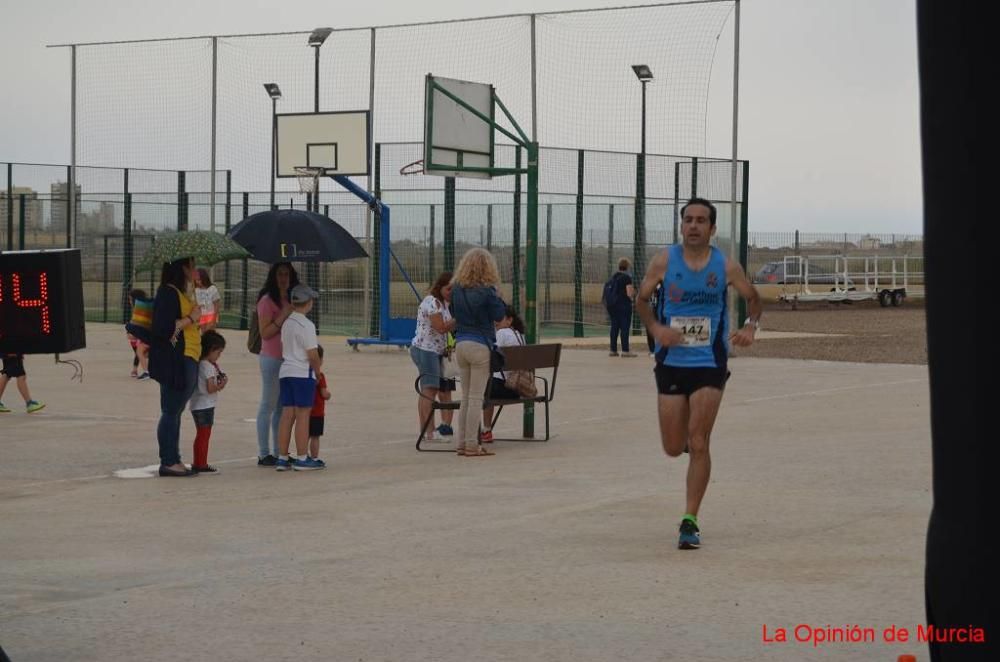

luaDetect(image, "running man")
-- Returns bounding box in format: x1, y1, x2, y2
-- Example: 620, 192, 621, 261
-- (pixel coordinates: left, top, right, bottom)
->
636, 197, 762, 549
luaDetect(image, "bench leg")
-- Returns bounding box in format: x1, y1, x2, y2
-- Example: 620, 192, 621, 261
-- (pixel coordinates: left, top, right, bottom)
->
488, 402, 550, 443
416, 407, 454, 452
490, 405, 504, 431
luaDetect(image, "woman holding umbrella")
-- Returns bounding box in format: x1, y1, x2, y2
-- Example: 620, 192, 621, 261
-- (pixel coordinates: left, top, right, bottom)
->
254, 262, 300, 465
149, 257, 202, 477
134, 230, 249, 477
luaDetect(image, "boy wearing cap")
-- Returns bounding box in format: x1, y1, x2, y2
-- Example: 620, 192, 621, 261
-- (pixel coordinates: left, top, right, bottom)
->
276, 284, 325, 471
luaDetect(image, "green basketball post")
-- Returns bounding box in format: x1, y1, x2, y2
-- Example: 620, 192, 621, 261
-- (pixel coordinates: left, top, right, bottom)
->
513, 148, 522, 313
522, 141, 539, 437
423, 74, 539, 438
738, 162, 750, 323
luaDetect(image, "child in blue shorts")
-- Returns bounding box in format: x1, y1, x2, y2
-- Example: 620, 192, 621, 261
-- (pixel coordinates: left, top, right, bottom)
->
276, 284, 324, 471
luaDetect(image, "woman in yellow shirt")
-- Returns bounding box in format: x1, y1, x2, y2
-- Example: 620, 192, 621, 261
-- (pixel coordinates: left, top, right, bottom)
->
149, 257, 203, 477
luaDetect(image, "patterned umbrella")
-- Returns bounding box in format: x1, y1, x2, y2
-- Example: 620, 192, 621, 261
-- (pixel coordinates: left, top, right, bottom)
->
134, 230, 250, 273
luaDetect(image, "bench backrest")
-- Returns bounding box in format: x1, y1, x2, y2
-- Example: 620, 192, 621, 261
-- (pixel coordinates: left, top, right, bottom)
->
502, 343, 561, 371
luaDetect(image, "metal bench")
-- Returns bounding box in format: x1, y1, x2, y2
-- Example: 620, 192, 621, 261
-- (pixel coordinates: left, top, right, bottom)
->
414, 343, 562, 452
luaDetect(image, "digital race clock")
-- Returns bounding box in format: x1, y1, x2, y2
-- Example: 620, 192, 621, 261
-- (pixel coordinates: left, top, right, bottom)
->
0, 249, 86, 355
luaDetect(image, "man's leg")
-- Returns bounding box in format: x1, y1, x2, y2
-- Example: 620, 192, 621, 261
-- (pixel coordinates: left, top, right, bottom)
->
657, 394, 690, 457
620, 308, 633, 353
684, 387, 725, 517
609, 314, 620, 354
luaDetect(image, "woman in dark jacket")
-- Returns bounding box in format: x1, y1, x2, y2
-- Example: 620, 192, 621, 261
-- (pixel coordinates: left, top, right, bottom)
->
148, 257, 202, 477
450, 248, 506, 457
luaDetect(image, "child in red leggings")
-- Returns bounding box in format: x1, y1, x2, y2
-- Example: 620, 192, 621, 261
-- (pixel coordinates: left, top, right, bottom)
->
188, 331, 228, 473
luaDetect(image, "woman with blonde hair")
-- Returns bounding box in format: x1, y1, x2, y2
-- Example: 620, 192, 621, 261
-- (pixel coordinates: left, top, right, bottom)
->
450, 248, 506, 456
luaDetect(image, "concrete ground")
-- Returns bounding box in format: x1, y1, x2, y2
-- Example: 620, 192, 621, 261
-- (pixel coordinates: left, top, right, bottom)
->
1, 324, 932, 662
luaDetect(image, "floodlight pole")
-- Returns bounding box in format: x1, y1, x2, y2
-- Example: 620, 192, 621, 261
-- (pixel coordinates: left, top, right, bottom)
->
270, 97, 277, 210
310, 42, 322, 331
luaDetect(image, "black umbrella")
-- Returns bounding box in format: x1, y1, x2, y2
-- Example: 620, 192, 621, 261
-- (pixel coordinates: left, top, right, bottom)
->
227, 209, 368, 263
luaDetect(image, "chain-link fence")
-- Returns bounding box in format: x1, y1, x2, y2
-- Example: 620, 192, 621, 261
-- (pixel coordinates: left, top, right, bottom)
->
3, 149, 750, 338
5, 155, 923, 338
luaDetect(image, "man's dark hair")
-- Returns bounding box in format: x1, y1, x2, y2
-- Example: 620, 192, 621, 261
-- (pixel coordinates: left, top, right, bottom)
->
680, 197, 717, 226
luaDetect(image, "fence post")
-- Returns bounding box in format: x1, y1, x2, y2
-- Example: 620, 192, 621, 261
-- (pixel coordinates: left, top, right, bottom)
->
18, 193, 26, 250
486, 203, 493, 252
240, 192, 249, 330
444, 177, 455, 271
6, 163, 13, 250
738, 161, 750, 323
428, 205, 435, 280
103, 234, 109, 323
223, 170, 233, 315
673, 161, 680, 244
65, 165, 73, 248
513, 147, 522, 312
177, 171, 187, 232
574, 150, 584, 338
607, 204, 615, 279
544, 203, 552, 324
122, 191, 133, 323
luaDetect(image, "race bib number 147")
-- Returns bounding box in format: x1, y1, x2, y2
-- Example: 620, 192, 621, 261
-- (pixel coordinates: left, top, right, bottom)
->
670, 316, 711, 346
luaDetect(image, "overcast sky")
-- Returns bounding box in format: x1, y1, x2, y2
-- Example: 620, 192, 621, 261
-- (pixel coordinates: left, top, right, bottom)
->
0, 0, 921, 233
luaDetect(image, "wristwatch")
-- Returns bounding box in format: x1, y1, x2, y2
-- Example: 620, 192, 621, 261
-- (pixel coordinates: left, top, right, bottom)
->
743, 317, 760, 330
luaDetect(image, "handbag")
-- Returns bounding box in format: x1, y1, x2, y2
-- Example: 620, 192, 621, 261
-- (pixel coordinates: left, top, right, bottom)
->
247, 308, 262, 354
441, 348, 460, 379
503, 332, 537, 398
489, 345, 506, 374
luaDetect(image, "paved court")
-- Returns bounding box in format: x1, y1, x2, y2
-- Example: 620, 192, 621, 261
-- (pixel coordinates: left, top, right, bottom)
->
1, 324, 932, 661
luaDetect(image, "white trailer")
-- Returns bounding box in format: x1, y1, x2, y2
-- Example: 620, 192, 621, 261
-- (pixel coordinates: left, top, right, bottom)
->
778, 255, 924, 307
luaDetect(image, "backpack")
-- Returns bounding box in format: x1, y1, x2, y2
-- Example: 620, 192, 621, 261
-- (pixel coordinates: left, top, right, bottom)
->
602, 274, 622, 311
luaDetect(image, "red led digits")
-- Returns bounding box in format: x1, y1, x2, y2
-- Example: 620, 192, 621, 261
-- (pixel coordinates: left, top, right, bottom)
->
12, 272, 52, 335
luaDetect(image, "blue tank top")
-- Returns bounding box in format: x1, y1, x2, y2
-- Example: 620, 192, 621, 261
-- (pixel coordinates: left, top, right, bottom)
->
655, 245, 729, 369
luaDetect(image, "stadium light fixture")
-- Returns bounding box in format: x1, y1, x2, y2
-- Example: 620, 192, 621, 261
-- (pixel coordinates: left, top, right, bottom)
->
631, 64, 653, 82
263, 83, 282, 100
308, 28, 333, 47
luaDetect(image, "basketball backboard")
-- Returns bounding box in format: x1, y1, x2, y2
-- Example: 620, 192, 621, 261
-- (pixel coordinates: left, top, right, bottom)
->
275, 110, 370, 178
423, 75, 494, 179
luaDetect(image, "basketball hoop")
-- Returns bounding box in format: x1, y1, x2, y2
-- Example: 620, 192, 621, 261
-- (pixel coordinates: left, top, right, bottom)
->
294, 166, 325, 193
399, 159, 424, 176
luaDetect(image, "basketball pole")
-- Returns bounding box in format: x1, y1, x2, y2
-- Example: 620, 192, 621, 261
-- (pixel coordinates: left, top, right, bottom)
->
424, 75, 539, 437
523, 141, 538, 438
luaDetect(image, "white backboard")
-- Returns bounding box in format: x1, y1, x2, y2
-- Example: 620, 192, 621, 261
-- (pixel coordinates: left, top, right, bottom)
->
276, 111, 370, 177
423, 75, 493, 179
